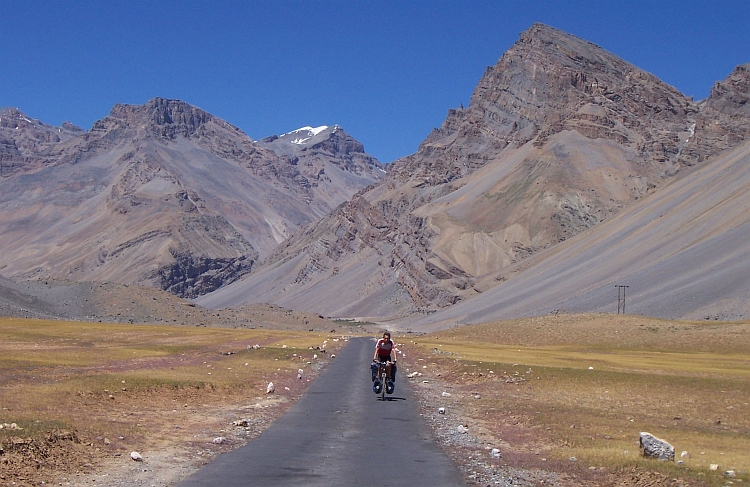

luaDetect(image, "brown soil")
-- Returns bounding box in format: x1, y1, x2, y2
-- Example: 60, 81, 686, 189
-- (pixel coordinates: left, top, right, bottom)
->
0, 346, 343, 487
0, 278, 361, 486
404, 363, 695, 487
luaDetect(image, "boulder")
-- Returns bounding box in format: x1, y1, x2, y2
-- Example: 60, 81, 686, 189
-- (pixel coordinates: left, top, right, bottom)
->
639, 432, 675, 461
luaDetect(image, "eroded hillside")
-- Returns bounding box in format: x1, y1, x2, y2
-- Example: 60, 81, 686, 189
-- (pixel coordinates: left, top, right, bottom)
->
199, 24, 750, 319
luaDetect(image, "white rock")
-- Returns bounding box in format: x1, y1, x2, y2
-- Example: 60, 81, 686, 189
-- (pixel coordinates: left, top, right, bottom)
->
130, 451, 143, 461
710, 464, 719, 471
212, 437, 225, 444
266, 382, 275, 394
313, 354, 318, 359
298, 369, 304, 375
680, 451, 690, 459
441, 391, 452, 397
456, 425, 468, 434
438, 407, 446, 414
331, 354, 336, 358
491, 448, 501, 458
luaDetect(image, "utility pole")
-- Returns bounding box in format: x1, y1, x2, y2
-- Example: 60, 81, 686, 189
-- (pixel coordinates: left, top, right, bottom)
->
615, 285, 629, 314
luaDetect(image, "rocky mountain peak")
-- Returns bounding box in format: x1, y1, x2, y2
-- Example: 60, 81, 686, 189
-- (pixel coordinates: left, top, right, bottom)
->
475, 22, 695, 143
60, 121, 84, 133
704, 63, 750, 116
260, 125, 363, 154
100, 97, 247, 142
257, 124, 385, 206
1, 107, 84, 175
259, 124, 384, 172
679, 62, 750, 163
392, 22, 699, 187
0, 107, 33, 127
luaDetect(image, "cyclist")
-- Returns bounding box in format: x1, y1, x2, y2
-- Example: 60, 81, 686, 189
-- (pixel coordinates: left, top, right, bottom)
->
372, 331, 397, 393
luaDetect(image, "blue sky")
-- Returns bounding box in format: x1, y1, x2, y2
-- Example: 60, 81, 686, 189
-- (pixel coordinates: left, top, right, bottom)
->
2, 1, 749, 163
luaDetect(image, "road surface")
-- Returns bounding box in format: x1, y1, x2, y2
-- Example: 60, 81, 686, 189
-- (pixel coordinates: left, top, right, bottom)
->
176, 336, 466, 486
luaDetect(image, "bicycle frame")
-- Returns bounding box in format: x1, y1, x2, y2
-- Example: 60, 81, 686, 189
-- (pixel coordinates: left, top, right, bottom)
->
377, 361, 393, 400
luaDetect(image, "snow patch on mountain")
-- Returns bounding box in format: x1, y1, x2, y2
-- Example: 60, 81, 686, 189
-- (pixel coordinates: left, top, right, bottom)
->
286, 125, 329, 144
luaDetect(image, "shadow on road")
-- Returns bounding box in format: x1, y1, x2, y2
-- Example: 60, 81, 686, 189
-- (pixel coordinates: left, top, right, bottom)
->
377, 396, 406, 401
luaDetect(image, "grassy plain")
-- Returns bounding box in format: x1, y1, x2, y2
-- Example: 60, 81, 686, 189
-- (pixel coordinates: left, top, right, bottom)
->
407, 313, 750, 486
0, 317, 346, 486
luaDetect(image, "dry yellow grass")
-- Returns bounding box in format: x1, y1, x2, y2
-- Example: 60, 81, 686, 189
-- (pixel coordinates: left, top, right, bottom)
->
407, 313, 750, 486
0, 317, 349, 485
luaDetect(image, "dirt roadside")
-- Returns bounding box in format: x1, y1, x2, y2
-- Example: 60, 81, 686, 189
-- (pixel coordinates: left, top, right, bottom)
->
0, 278, 368, 486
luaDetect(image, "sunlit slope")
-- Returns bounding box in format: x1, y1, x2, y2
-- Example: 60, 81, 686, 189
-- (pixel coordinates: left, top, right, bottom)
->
408, 139, 750, 329
197, 27, 749, 319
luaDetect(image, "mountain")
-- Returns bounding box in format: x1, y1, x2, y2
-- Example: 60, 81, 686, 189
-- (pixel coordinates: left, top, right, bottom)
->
0, 100, 383, 297
196, 24, 750, 320
258, 124, 386, 208
404, 137, 750, 330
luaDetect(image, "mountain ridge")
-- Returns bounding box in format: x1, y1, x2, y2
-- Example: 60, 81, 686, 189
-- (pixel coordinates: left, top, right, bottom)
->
0, 99, 383, 298
197, 23, 750, 322
3, 23, 750, 326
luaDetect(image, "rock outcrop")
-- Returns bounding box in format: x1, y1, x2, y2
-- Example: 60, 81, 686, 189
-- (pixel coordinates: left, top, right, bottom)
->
0, 107, 84, 176
680, 63, 750, 163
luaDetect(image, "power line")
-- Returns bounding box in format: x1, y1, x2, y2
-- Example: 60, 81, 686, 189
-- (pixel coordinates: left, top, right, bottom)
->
615, 285, 629, 314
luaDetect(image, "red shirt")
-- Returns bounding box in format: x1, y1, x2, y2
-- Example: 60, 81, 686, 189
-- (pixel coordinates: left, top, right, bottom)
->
376, 338, 394, 358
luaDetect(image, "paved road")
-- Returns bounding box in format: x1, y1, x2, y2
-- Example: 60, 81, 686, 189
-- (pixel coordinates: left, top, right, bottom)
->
176, 337, 466, 486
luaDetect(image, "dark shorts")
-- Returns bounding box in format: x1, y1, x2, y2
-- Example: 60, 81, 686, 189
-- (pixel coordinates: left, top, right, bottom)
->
373, 356, 396, 379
